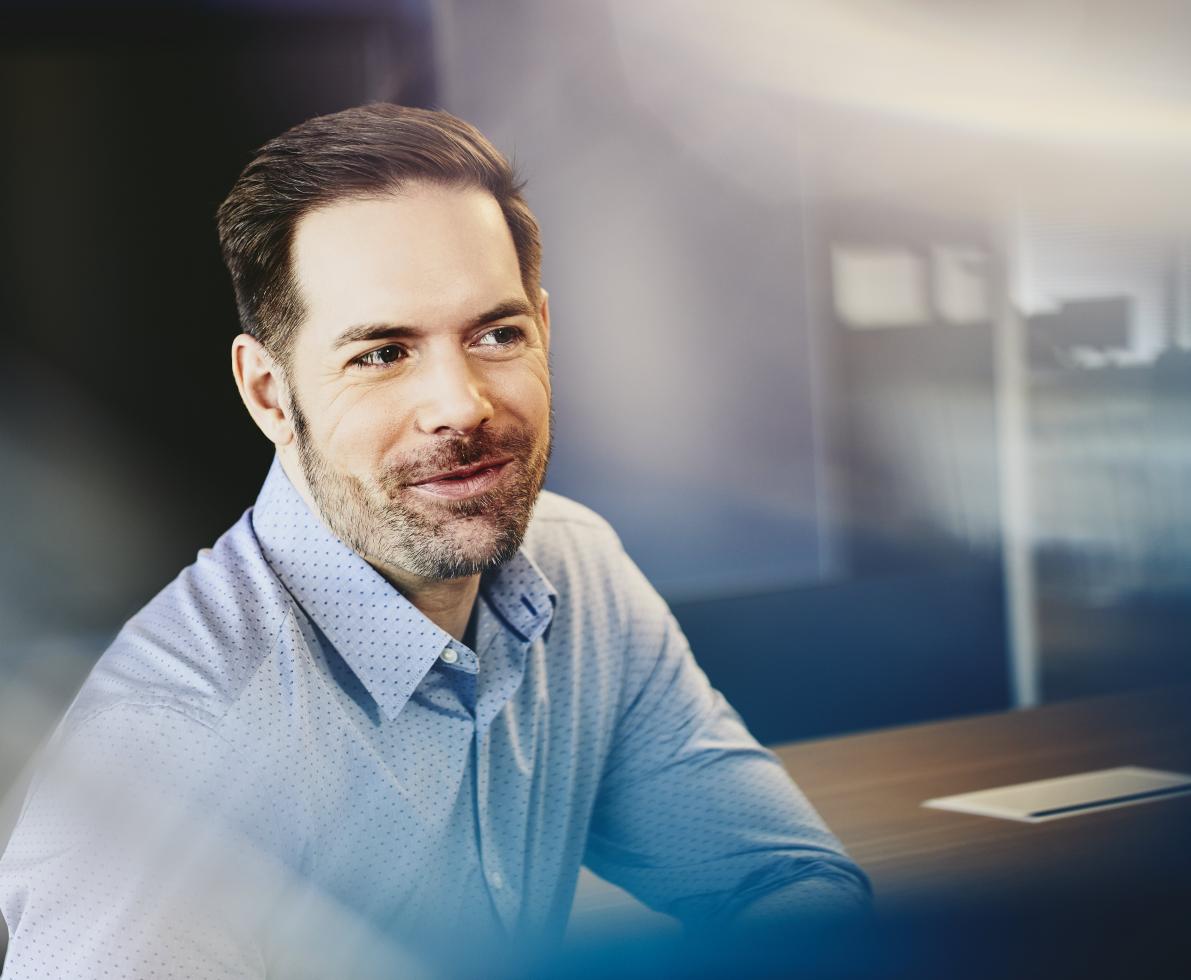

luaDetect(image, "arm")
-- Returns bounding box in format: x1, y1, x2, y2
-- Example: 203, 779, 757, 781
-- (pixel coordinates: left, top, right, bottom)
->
0, 704, 272, 979
583, 546, 872, 929
0, 701, 428, 980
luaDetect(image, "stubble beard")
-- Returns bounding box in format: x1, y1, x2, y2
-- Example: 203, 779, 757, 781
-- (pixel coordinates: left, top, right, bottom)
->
290, 394, 552, 582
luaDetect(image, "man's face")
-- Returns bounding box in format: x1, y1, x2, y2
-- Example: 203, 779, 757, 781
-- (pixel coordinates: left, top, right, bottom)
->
282, 183, 552, 582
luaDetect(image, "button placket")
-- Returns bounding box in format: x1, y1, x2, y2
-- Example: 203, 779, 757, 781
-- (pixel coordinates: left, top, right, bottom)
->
474, 731, 514, 924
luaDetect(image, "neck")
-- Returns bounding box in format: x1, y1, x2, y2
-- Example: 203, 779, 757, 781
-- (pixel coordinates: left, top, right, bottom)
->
277, 451, 480, 643
368, 561, 480, 643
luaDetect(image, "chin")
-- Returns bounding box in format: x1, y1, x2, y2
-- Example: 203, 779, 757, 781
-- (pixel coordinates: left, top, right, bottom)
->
443, 517, 512, 562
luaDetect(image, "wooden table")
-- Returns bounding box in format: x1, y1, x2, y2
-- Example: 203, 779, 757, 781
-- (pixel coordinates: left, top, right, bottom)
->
773, 683, 1191, 909
573, 683, 1191, 942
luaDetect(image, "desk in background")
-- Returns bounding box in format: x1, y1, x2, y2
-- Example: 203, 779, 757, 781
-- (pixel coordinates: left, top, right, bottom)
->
775, 683, 1191, 908
572, 684, 1191, 976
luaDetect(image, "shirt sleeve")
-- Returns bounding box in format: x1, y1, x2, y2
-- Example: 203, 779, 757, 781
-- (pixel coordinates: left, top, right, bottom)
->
0, 702, 278, 980
0, 700, 429, 980
582, 543, 872, 928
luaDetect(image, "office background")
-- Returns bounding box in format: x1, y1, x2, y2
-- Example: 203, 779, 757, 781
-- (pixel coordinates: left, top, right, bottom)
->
3, 0, 1191, 808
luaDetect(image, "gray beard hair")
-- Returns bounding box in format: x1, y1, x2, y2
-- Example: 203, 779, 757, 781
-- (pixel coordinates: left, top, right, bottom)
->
290, 395, 552, 582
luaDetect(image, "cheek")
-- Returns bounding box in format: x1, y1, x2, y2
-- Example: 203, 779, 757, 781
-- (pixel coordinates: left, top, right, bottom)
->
320, 387, 415, 471
495, 361, 551, 427
312, 359, 550, 468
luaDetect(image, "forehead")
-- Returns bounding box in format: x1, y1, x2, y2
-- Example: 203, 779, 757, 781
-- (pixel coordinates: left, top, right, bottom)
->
290, 183, 525, 343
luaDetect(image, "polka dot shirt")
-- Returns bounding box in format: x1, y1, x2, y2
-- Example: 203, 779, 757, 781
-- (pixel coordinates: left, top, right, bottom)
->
0, 456, 869, 977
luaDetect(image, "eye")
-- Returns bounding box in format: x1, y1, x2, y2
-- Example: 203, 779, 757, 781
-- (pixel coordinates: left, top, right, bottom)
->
355, 344, 406, 368
474, 326, 525, 348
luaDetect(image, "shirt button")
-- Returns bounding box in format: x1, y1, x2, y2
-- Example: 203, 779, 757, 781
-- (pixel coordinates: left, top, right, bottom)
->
441, 648, 459, 664
488, 869, 503, 889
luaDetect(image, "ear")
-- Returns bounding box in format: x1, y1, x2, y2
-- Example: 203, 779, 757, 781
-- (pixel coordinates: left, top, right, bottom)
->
537, 287, 551, 353
231, 334, 295, 447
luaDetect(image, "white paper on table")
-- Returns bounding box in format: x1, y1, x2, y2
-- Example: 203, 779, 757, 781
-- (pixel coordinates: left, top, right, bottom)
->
922, 766, 1191, 823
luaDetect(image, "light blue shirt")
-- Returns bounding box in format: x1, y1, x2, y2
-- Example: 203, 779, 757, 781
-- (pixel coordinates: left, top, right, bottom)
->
0, 457, 869, 977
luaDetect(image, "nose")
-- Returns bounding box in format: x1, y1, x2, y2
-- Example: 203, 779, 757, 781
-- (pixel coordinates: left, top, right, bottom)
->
413, 348, 494, 436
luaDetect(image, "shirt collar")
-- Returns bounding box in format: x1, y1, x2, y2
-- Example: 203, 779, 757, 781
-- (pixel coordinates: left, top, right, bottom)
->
249, 455, 556, 721
479, 547, 557, 646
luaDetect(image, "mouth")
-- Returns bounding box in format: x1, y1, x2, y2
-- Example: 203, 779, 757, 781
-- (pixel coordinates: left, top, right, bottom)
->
408, 457, 514, 500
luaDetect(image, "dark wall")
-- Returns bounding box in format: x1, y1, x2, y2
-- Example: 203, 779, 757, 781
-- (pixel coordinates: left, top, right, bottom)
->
674, 565, 1009, 745
0, 5, 435, 638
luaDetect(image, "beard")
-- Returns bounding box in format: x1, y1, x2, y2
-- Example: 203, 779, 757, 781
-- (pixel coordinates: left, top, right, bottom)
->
290, 395, 552, 582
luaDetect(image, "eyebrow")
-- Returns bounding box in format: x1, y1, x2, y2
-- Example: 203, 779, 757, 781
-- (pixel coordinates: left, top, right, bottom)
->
331, 298, 538, 351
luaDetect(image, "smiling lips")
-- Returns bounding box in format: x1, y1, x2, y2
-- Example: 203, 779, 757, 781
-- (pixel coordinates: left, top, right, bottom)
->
409, 457, 513, 499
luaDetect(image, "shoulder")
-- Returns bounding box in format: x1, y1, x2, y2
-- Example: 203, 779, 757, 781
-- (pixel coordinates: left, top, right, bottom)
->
65, 509, 296, 735
520, 489, 668, 631
527, 488, 619, 532
523, 489, 622, 548
520, 489, 627, 577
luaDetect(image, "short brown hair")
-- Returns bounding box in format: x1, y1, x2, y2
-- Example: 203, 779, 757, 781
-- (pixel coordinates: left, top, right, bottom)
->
215, 103, 542, 364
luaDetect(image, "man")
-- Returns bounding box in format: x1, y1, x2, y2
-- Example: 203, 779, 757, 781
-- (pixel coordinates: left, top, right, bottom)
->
0, 104, 869, 977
